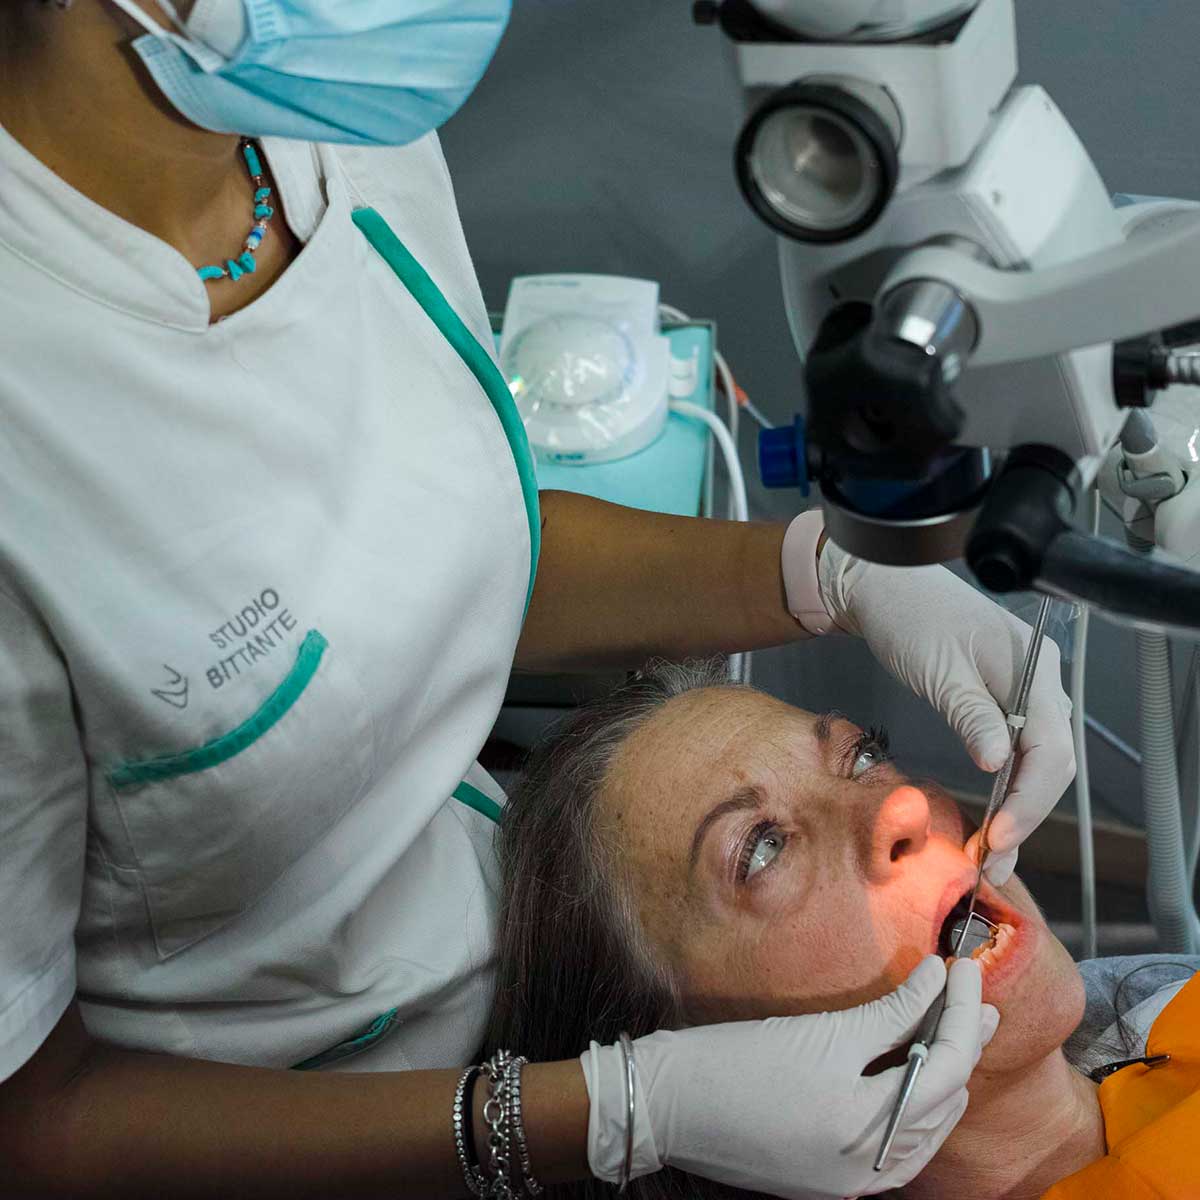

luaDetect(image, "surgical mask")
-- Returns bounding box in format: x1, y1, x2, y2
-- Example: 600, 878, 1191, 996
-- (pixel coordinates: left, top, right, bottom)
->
107, 0, 511, 146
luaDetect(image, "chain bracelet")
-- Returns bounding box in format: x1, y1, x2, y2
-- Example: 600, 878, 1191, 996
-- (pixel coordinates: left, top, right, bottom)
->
453, 1065, 485, 1198
506, 1056, 544, 1197
482, 1050, 516, 1199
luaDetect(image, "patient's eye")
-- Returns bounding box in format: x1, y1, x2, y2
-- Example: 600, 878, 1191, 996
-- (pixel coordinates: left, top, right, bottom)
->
738, 821, 786, 881
852, 748, 881, 777
850, 726, 891, 778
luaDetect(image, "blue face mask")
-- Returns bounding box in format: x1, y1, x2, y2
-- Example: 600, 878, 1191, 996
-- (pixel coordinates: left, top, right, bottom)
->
107, 0, 511, 146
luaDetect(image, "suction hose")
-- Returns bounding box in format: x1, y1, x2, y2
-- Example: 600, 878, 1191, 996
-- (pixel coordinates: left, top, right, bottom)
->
1135, 627, 1199, 953
1122, 414, 1200, 954
1072, 491, 1098, 961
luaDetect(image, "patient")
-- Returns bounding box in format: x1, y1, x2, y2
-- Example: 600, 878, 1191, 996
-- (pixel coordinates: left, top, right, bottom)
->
488, 660, 1197, 1200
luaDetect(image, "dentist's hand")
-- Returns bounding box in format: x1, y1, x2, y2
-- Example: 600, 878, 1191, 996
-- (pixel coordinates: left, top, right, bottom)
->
812, 534, 1075, 886
582, 956, 998, 1200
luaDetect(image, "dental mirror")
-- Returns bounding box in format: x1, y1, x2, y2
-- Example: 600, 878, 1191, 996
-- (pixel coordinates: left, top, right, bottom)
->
949, 912, 997, 959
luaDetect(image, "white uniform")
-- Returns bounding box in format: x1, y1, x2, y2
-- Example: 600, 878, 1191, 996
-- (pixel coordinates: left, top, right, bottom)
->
0, 122, 532, 1079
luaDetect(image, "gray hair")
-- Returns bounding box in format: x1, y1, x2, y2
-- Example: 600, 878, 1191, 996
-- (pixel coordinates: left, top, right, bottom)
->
488, 658, 761, 1200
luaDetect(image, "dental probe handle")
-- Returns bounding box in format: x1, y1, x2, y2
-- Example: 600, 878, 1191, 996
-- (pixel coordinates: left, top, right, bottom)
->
875, 901, 987, 1174
974, 595, 1055, 863
872, 1051, 926, 1173
912, 986, 948, 1049
872, 987, 945, 1172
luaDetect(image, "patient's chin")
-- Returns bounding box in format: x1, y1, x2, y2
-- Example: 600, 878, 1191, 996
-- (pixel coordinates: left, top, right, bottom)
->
977, 940, 1086, 1080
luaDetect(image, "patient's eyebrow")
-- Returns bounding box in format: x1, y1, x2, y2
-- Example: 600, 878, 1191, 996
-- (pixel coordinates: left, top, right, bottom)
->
814, 712, 836, 743
688, 786, 764, 873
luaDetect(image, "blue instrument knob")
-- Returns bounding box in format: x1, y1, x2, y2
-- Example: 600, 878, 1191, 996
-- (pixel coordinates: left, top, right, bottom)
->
758, 417, 810, 495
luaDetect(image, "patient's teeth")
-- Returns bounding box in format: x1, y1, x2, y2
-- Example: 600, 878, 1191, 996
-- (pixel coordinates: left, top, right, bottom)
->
971, 921, 1016, 970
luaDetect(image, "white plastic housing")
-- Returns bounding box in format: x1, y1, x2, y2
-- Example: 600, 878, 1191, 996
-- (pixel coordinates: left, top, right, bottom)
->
737, 0, 1017, 189
779, 84, 1129, 477
498, 275, 670, 466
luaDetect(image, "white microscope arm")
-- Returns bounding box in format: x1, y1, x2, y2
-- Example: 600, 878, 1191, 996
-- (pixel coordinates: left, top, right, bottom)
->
881, 213, 1200, 369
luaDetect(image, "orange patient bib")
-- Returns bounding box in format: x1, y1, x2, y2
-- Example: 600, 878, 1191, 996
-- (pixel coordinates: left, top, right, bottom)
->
1042, 971, 1200, 1199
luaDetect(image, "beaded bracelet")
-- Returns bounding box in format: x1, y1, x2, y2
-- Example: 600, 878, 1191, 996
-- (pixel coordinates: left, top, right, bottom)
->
458, 1051, 546, 1199
453, 1065, 485, 1197
506, 1056, 544, 1197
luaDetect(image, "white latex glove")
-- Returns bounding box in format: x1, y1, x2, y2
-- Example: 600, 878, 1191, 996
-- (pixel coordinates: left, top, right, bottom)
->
582, 956, 998, 1200
813, 536, 1076, 886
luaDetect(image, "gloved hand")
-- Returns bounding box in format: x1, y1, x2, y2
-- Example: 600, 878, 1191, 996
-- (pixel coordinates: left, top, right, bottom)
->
804, 527, 1075, 886
581, 956, 998, 1200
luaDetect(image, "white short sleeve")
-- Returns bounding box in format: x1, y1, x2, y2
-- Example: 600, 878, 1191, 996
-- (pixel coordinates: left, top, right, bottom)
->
0, 588, 87, 1083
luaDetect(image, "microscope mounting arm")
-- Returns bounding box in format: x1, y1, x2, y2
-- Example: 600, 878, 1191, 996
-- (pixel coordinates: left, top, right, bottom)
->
882, 215, 1200, 369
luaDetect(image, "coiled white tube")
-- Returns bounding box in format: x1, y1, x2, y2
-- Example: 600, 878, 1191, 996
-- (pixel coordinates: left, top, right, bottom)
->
1166, 353, 1200, 386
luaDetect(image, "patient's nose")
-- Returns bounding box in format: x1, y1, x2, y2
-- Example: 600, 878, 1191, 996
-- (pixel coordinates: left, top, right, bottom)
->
868, 785, 932, 881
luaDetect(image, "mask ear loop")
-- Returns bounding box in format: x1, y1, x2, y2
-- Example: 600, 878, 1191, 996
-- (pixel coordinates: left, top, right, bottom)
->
106, 0, 226, 72
153, 0, 189, 31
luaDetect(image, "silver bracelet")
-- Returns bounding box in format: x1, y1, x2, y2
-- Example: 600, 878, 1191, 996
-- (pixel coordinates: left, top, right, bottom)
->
617, 1033, 637, 1194
453, 1065, 485, 1198
506, 1056, 544, 1197
483, 1050, 517, 1199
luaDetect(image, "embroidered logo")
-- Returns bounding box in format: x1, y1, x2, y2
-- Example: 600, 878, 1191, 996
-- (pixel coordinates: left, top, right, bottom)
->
151, 665, 189, 710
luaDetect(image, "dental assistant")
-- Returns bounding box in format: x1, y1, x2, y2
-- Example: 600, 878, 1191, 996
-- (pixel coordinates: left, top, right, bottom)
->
0, 1, 1074, 1197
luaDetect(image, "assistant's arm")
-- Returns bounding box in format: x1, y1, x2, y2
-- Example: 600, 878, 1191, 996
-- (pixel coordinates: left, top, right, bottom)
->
514, 491, 810, 672
512, 492, 1075, 880
0, 1000, 589, 1199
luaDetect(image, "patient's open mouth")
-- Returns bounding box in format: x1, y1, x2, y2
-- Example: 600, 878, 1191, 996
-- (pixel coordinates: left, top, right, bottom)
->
938, 893, 1017, 969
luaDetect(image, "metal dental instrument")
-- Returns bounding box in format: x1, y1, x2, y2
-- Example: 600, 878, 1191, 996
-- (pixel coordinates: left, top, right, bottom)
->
955, 593, 1055, 940
874, 595, 1054, 1173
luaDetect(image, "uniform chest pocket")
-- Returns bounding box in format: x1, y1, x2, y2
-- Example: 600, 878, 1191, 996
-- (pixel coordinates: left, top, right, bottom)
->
105, 630, 375, 961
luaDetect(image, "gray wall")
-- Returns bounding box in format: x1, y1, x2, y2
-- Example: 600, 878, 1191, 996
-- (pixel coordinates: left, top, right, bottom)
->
440, 1, 1200, 823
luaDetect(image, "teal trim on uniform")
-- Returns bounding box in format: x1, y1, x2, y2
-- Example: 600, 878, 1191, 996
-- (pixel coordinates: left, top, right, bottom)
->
351, 207, 540, 616
285, 212, 522, 1075
290, 1007, 401, 1071
108, 630, 328, 790
452, 780, 504, 825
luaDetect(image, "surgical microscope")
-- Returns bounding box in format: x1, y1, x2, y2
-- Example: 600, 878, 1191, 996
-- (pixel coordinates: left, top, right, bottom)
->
694, 0, 1200, 632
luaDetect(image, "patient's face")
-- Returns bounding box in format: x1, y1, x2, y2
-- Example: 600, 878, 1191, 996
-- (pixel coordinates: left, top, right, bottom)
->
599, 687, 1084, 1074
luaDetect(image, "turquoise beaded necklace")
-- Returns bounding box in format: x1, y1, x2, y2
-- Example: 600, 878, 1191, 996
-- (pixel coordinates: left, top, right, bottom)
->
196, 140, 276, 283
